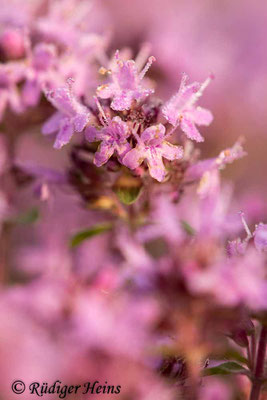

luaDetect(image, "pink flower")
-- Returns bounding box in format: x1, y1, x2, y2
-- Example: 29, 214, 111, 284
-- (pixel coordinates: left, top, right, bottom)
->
187, 249, 267, 309
42, 80, 91, 149
123, 124, 183, 182
85, 116, 131, 167
22, 43, 58, 107
186, 140, 247, 182
162, 73, 213, 142
96, 50, 155, 111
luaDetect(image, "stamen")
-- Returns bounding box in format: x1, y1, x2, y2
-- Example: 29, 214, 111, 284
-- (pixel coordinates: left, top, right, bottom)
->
179, 72, 188, 93
189, 73, 214, 107
239, 211, 253, 239
170, 72, 188, 102
93, 96, 108, 125
139, 56, 156, 80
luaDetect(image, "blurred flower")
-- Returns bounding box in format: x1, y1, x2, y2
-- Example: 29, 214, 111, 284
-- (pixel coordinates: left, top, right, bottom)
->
42, 80, 91, 148
162, 73, 213, 142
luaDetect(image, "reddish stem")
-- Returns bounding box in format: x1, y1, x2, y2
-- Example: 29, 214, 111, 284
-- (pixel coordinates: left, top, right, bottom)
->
249, 325, 267, 400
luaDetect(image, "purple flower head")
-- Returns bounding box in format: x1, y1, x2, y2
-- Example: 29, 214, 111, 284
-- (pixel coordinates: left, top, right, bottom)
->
96, 50, 155, 111
254, 223, 267, 252
85, 108, 131, 167
15, 161, 67, 201
123, 124, 183, 182
42, 79, 91, 149
186, 139, 247, 182
22, 43, 58, 107
162, 73, 213, 142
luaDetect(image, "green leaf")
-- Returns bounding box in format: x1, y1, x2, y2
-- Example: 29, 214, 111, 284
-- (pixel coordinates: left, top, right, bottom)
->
113, 174, 143, 205
180, 219, 196, 236
115, 185, 142, 205
13, 207, 39, 225
70, 223, 113, 248
203, 362, 249, 377
223, 349, 249, 366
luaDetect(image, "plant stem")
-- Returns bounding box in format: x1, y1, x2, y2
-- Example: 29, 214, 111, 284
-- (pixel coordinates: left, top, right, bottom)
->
249, 325, 267, 400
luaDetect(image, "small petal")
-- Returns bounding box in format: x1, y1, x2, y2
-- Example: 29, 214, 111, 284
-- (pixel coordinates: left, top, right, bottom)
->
116, 141, 132, 162
85, 126, 100, 142
96, 84, 114, 99
94, 142, 114, 167
73, 113, 88, 132
42, 112, 62, 135
161, 142, 184, 161
180, 117, 204, 142
123, 148, 144, 170
147, 152, 166, 182
111, 91, 133, 111
189, 106, 213, 125
54, 121, 74, 149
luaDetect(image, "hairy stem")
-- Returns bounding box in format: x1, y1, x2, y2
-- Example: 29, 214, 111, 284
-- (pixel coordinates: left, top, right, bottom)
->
249, 325, 267, 400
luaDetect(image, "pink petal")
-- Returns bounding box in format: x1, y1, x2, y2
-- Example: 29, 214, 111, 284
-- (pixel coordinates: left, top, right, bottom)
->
116, 141, 132, 162
147, 152, 166, 182
111, 91, 133, 111
114, 60, 137, 90
96, 84, 114, 99
42, 112, 62, 135
94, 142, 114, 167
53, 120, 74, 149
189, 106, 213, 126
123, 148, 144, 170
73, 113, 88, 132
85, 126, 99, 142
161, 142, 184, 161
180, 117, 204, 142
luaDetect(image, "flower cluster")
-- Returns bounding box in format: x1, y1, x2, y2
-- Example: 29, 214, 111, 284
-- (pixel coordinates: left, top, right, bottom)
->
42, 50, 214, 182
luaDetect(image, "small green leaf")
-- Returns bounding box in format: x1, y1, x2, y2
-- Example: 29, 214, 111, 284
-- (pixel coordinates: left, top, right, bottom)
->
14, 207, 39, 225
223, 349, 249, 366
70, 223, 113, 248
203, 361, 249, 377
180, 219, 196, 236
113, 175, 143, 205
116, 186, 142, 205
